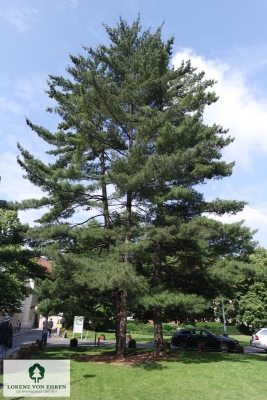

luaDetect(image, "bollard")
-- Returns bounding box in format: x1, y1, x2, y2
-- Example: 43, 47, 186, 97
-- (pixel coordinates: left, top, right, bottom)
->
236, 344, 244, 354
198, 341, 205, 352
128, 339, 136, 348
70, 338, 78, 347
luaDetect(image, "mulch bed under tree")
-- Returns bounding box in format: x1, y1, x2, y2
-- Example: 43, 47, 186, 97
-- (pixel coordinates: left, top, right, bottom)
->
71, 351, 180, 366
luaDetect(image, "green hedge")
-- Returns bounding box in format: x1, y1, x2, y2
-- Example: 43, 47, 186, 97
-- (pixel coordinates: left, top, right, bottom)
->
126, 322, 177, 336
126, 321, 244, 336
179, 322, 242, 336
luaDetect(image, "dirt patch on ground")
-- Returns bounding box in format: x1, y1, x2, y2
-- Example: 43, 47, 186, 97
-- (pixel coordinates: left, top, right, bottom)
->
72, 351, 180, 366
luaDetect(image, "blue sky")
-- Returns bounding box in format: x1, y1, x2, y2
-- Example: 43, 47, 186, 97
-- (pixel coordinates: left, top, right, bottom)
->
1, 0, 267, 247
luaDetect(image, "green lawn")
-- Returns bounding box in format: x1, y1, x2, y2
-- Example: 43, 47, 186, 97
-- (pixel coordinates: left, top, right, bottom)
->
65, 330, 252, 346
231, 335, 251, 347
1, 343, 266, 400
60, 330, 176, 344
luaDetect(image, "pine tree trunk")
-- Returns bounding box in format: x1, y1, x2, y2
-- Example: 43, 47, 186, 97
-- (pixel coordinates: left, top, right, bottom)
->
154, 306, 164, 356
113, 289, 127, 357
116, 289, 127, 357
100, 147, 127, 356
113, 290, 120, 352
102, 149, 127, 355
153, 243, 165, 357
114, 190, 132, 357
115, 104, 133, 358
100, 148, 110, 230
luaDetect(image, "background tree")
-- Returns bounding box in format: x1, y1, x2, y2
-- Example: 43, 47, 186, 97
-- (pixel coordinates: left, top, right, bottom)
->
0, 202, 46, 314
212, 247, 267, 330
34, 253, 115, 331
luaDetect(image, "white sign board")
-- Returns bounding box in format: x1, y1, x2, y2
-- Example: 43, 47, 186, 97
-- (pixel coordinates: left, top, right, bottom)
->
73, 316, 84, 337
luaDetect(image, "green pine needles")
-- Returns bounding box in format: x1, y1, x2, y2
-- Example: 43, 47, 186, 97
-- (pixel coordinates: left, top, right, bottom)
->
16, 15, 256, 356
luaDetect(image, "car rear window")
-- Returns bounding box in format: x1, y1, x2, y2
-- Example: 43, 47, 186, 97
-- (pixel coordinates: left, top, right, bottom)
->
260, 330, 267, 335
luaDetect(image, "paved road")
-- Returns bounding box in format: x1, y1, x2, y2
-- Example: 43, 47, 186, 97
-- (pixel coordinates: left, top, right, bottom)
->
8, 329, 267, 355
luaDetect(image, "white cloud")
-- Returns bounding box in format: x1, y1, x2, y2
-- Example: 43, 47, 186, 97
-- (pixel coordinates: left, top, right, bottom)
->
172, 49, 267, 247
18, 209, 44, 227
4, 5, 38, 32
172, 49, 267, 171
0, 152, 43, 203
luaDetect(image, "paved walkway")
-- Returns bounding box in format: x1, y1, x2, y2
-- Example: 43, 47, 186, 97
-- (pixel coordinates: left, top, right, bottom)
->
2, 328, 267, 358
13, 328, 32, 337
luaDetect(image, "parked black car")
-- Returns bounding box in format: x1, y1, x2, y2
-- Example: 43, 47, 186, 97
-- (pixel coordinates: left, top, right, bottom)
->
171, 329, 238, 352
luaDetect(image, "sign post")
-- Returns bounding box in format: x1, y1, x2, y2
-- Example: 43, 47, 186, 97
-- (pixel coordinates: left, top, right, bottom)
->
221, 295, 227, 336
57, 313, 63, 337
73, 316, 84, 339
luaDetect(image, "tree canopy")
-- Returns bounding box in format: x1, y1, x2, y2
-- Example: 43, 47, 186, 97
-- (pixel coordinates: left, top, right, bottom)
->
215, 247, 267, 330
16, 15, 256, 356
0, 202, 46, 314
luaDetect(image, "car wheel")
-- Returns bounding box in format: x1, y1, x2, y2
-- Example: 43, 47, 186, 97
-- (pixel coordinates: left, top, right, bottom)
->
219, 342, 229, 353
264, 349, 267, 353
179, 340, 188, 350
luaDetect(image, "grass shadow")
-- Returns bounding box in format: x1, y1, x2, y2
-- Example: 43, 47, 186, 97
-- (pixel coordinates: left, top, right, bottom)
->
162, 350, 266, 365
133, 361, 167, 371
70, 374, 96, 384
131, 349, 266, 369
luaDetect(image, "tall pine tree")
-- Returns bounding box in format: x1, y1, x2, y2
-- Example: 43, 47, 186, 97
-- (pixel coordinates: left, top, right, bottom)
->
17, 16, 255, 357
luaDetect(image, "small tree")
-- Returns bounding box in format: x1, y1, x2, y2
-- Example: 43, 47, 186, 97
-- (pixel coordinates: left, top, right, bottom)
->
0, 202, 46, 314
224, 247, 267, 329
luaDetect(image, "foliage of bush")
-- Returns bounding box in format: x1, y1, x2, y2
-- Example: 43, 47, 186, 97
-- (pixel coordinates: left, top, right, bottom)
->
180, 322, 244, 336
126, 321, 246, 336
127, 322, 177, 336
84, 319, 115, 332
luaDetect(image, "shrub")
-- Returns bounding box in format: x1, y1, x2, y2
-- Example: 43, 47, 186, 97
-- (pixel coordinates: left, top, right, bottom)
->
127, 322, 154, 335
126, 322, 177, 336
126, 321, 246, 336
179, 322, 243, 336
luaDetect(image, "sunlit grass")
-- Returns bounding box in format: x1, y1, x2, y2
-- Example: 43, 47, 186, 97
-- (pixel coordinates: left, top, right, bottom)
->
69, 330, 252, 347
1, 344, 266, 400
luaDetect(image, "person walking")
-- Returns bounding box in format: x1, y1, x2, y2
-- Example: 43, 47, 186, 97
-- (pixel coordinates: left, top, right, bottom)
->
48, 318, 54, 338
0, 316, 13, 353
42, 318, 48, 346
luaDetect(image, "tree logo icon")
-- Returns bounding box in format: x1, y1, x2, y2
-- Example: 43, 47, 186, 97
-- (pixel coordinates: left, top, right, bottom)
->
29, 363, 45, 383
